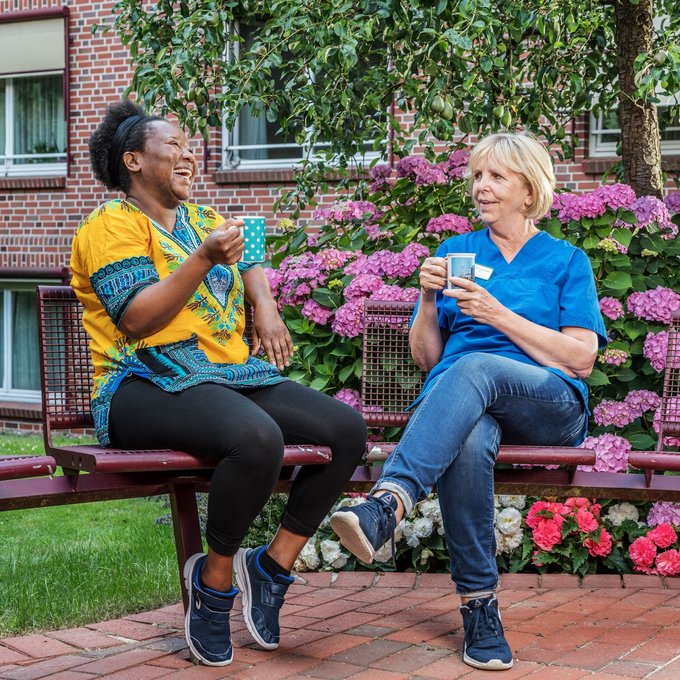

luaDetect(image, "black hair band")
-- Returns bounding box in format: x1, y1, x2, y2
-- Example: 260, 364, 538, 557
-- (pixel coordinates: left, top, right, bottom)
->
108, 114, 146, 186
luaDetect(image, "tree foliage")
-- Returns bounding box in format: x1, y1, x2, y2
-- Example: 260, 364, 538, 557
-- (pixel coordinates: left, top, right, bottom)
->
106, 0, 680, 197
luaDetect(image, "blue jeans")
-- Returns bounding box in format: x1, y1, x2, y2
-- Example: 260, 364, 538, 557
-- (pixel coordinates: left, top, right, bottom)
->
374, 352, 587, 594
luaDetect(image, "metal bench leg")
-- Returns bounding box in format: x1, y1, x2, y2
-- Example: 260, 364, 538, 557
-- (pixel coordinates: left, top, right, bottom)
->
170, 482, 203, 612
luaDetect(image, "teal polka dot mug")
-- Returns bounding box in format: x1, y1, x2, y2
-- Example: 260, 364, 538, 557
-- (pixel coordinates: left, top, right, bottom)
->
236, 215, 266, 263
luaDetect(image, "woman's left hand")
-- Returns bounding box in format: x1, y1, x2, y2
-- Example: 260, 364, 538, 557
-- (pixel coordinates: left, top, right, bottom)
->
251, 303, 294, 371
444, 277, 505, 324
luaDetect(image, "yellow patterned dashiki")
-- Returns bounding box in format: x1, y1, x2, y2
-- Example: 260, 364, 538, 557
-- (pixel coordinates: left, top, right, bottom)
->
70, 199, 285, 445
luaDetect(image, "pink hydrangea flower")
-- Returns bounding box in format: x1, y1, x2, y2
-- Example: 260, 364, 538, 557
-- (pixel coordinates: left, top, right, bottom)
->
426, 213, 474, 234
646, 523, 678, 549
333, 388, 362, 411
331, 299, 364, 338
592, 391, 660, 429
665, 191, 680, 214
644, 331, 669, 373
264, 267, 284, 297
599, 296, 624, 320
344, 253, 369, 276
646, 501, 680, 527
396, 155, 431, 179
655, 549, 680, 576
344, 274, 384, 300
627, 287, 680, 325
629, 535, 657, 569
595, 183, 637, 211
584, 529, 613, 558
631, 196, 677, 239
301, 299, 334, 325
599, 348, 628, 366
578, 434, 631, 473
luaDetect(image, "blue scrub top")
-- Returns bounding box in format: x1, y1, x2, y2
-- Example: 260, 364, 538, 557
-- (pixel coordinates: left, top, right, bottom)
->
413, 228, 608, 422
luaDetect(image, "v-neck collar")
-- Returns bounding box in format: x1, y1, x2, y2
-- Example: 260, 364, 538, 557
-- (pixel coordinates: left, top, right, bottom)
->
485, 228, 545, 266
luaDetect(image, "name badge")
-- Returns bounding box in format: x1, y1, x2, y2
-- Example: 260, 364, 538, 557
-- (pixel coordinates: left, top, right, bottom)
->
475, 264, 494, 280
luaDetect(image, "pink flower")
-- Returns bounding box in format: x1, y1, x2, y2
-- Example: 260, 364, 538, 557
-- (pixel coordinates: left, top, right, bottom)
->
655, 549, 680, 576
578, 434, 631, 473
647, 501, 680, 527
264, 268, 284, 297
584, 529, 613, 558
629, 536, 657, 569
631, 196, 677, 239
526, 500, 566, 528
532, 520, 563, 551
644, 331, 669, 373
665, 191, 680, 214
425, 213, 474, 235
599, 348, 628, 366
599, 296, 624, 320
344, 274, 384, 300
627, 287, 680, 325
396, 156, 431, 179
576, 509, 599, 533
646, 523, 678, 549
333, 388, 362, 412
331, 299, 364, 338
301, 299, 334, 326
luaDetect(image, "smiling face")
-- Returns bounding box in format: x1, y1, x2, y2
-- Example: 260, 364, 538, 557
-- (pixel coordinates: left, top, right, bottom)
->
471, 156, 534, 231
123, 120, 197, 207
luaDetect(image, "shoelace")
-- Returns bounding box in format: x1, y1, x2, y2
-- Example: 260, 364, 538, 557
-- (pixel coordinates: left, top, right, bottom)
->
464, 599, 501, 643
368, 494, 397, 563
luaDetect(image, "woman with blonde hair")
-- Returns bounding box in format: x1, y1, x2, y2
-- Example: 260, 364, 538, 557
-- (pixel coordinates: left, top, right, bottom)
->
332, 132, 607, 671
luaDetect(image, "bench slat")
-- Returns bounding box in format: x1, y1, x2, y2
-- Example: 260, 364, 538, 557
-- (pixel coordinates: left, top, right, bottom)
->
0, 455, 58, 481
51, 445, 333, 473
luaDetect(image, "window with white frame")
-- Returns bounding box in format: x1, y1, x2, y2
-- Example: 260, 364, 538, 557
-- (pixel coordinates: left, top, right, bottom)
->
223, 23, 383, 170
0, 15, 67, 178
0, 282, 43, 402
589, 103, 680, 157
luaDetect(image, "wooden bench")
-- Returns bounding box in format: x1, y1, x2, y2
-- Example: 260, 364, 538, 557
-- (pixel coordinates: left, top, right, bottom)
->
360, 299, 680, 501
0, 287, 679, 609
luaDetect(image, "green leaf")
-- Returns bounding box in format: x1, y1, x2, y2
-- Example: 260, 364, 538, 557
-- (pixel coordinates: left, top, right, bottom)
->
586, 369, 610, 386
627, 433, 656, 450
602, 271, 633, 293
311, 287, 341, 309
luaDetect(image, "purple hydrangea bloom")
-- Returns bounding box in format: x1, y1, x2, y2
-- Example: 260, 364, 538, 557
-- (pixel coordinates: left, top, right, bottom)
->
396, 156, 431, 179
314, 200, 383, 224
344, 253, 369, 276
344, 274, 384, 300
631, 196, 677, 239
414, 166, 449, 186
593, 390, 661, 427
644, 330, 669, 373
371, 284, 419, 302
647, 501, 680, 528
578, 433, 631, 473
333, 388, 362, 411
594, 183, 636, 211
627, 287, 680, 324
665, 191, 680, 214
331, 298, 365, 338
301, 299, 334, 325
426, 213, 474, 235
599, 348, 628, 366
264, 268, 284, 297
599, 296, 625, 321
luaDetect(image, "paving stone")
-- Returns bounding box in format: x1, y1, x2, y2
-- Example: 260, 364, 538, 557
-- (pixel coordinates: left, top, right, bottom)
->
1, 635, 79, 660
46, 627, 121, 650
0, 654, 90, 680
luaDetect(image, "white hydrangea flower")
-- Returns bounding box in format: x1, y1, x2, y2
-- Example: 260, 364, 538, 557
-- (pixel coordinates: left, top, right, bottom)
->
496, 507, 523, 536
413, 516, 434, 538
297, 538, 321, 571
330, 554, 348, 569
394, 519, 406, 542
373, 542, 394, 563
417, 498, 442, 521
605, 502, 640, 526
495, 528, 523, 555
337, 496, 367, 508
320, 538, 343, 565
402, 520, 420, 548
494, 495, 501, 509
497, 495, 527, 510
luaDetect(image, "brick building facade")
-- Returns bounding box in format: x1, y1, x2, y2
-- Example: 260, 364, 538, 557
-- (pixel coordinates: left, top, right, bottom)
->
0, 1, 678, 430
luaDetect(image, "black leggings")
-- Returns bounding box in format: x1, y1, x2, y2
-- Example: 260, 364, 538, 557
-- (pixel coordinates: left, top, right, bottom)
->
108, 379, 367, 556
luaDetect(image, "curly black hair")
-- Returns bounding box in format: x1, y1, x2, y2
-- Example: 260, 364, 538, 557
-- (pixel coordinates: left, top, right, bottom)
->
88, 100, 163, 194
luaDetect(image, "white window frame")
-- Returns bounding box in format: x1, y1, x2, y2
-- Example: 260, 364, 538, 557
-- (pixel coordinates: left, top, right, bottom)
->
222, 22, 383, 170
0, 71, 67, 178
589, 103, 680, 157
0, 280, 50, 403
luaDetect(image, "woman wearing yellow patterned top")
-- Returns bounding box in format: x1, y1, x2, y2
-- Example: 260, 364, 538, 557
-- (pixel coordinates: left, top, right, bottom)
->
71, 100, 367, 667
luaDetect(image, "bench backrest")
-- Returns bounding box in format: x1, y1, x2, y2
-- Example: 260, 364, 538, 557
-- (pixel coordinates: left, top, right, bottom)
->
362, 299, 680, 450
37, 286, 94, 448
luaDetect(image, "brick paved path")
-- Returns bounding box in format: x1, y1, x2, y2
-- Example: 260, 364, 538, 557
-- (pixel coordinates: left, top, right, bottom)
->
2, 572, 680, 679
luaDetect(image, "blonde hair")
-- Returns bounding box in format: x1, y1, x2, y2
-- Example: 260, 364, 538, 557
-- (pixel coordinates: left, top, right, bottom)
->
468, 132, 556, 219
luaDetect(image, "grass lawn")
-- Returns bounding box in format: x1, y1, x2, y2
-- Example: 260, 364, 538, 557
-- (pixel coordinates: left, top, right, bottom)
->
0, 434, 181, 636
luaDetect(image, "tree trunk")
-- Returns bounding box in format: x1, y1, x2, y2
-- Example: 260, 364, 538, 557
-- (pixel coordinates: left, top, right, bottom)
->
614, 0, 663, 198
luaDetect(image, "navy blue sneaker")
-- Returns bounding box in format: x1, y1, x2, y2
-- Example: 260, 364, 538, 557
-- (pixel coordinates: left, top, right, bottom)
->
329, 494, 397, 564
460, 594, 513, 670
234, 546, 294, 650
183, 553, 237, 666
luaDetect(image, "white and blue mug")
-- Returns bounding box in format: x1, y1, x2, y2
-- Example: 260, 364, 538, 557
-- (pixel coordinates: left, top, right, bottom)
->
236, 215, 266, 263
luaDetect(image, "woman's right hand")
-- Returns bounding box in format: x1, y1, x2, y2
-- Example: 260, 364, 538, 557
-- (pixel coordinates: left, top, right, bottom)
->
201, 219, 245, 265
419, 257, 448, 296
